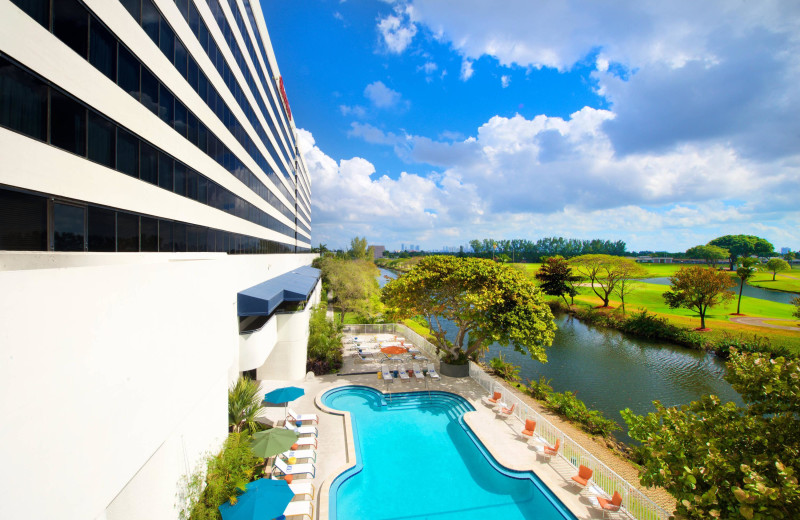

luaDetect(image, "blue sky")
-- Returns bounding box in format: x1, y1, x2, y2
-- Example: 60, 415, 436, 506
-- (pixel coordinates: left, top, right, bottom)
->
261, 0, 800, 253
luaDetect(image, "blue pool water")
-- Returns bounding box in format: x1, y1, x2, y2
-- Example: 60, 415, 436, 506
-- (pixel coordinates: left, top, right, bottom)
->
322, 386, 576, 520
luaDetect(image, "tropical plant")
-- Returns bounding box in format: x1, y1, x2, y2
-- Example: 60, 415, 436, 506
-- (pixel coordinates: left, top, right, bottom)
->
306, 303, 343, 375
488, 353, 521, 382
546, 391, 619, 437
320, 257, 381, 325
763, 258, 790, 281
382, 256, 556, 364
348, 236, 370, 261
228, 377, 264, 434
622, 351, 800, 519
792, 296, 800, 320
735, 258, 759, 314
663, 266, 736, 329
527, 375, 553, 400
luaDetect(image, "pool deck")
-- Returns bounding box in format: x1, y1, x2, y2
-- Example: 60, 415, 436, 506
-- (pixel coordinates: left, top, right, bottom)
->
259, 371, 627, 520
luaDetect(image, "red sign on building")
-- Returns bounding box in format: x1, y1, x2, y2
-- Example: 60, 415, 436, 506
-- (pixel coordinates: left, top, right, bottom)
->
279, 76, 292, 121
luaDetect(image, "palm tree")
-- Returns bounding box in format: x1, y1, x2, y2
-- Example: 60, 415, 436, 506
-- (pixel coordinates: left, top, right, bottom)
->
735, 258, 758, 315
228, 376, 264, 434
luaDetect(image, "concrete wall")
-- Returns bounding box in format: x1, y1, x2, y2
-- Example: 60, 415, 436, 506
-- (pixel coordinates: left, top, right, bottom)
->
0, 252, 315, 520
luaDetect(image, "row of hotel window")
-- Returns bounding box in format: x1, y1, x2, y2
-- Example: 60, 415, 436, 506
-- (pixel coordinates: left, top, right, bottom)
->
9, 0, 308, 227
0, 55, 307, 242
0, 188, 306, 254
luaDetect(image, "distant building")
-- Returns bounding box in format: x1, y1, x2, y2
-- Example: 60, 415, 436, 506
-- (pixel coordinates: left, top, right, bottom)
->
636, 256, 673, 264
781, 247, 792, 254
371, 245, 385, 259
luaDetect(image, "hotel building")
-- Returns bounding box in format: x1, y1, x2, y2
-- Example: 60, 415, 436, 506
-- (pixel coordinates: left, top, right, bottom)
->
0, 1, 317, 518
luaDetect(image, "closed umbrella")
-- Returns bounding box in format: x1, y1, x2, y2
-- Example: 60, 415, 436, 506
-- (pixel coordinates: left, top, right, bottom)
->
250, 428, 299, 459
218, 478, 294, 520
263, 386, 305, 420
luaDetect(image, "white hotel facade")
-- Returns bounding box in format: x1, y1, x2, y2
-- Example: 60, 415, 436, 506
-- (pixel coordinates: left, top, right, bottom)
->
0, 1, 318, 518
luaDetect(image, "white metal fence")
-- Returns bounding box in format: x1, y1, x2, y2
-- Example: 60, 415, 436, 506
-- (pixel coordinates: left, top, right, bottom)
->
342, 323, 672, 520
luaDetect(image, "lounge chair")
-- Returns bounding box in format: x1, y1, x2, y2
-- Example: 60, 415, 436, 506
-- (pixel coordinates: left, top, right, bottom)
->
411, 363, 424, 379
571, 464, 593, 490
352, 352, 373, 364
291, 437, 317, 449
281, 448, 317, 463
520, 419, 537, 440
426, 363, 440, 380
482, 391, 502, 407
288, 481, 315, 501
273, 457, 315, 479
496, 403, 515, 418
282, 499, 314, 520
284, 422, 318, 437
381, 365, 395, 383
397, 364, 410, 382
288, 408, 319, 424
541, 438, 561, 459
596, 491, 623, 518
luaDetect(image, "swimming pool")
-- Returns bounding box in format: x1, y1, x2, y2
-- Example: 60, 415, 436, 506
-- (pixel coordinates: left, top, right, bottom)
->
322, 386, 577, 520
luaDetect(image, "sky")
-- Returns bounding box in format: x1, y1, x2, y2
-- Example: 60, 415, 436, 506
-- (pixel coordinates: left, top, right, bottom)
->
260, 0, 800, 253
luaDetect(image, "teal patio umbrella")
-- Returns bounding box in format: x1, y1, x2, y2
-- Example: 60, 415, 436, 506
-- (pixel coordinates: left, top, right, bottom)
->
250, 428, 299, 459
263, 386, 305, 420
218, 478, 294, 520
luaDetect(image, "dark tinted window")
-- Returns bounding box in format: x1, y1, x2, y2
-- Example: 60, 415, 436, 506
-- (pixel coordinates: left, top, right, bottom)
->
11, 0, 49, 28
88, 205, 116, 252
0, 57, 48, 141
116, 212, 139, 252
174, 100, 187, 137
198, 227, 208, 252
139, 141, 158, 184
140, 67, 159, 115
173, 162, 187, 196
140, 216, 158, 251
187, 56, 198, 90
87, 113, 115, 168
116, 128, 139, 177
158, 84, 173, 126
159, 18, 175, 61
197, 176, 208, 205
117, 46, 140, 99
187, 170, 198, 201
158, 153, 173, 191
174, 38, 187, 78
197, 121, 208, 152
175, 0, 189, 18
52, 0, 88, 59
53, 203, 85, 251
158, 220, 173, 252
141, 0, 159, 45
186, 225, 198, 252
0, 189, 47, 251
187, 111, 198, 146
173, 222, 187, 252
89, 19, 116, 81
50, 90, 87, 156
120, 0, 141, 23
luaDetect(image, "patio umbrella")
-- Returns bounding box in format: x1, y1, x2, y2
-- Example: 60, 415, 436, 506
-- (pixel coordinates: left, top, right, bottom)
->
263, 386, 305, 420
218, 478, 294, 520
250, 428, 299, 459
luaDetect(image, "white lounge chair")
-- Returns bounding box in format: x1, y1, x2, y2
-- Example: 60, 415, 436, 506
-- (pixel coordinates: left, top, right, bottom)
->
397, 364, 410, 382
288, 408, 319, 424
284, 422, 318, 437
352, 352, 373, 364
281, 448, 317, 462
274, 457, 315, 478
426, 363, 440, 380
283, 499, 314, 519
293, 437, 317, 449
289, 481, 315, 500
411, 363, 425, 379
381, 365, 395, 383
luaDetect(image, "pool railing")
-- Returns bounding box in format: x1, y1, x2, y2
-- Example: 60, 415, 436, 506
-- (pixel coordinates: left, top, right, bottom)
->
342, 323, 672, 520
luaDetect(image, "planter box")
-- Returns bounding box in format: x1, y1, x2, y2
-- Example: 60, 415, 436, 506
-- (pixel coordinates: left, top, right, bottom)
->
439, 362, 470, 378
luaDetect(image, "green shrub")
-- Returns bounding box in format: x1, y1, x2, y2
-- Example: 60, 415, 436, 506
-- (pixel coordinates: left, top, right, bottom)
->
528, 375, 553, 400
489, 353, 521, 382
307, 304, 343, 375
545, 390, 619, 438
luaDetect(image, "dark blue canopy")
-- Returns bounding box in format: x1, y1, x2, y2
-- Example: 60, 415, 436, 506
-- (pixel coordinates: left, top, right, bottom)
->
237, 266, 320, 317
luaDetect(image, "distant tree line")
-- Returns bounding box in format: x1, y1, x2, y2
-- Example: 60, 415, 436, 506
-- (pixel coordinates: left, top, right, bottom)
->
468, 237, 627, 262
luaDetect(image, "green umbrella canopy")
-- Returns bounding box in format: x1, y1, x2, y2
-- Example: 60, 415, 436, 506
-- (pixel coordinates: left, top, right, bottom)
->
250, 428, 299, 459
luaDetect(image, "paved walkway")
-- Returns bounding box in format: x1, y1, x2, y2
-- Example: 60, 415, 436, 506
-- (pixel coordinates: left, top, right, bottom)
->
729, 315, 800, 331
257, 371, 669, 520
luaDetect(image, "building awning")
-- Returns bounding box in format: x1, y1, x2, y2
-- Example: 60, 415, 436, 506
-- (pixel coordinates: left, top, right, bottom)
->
237, 266, 321, 317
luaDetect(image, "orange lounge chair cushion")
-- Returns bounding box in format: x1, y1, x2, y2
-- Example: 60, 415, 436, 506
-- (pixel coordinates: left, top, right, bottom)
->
598, 491, 623, 511
571, 465, 593, 486
500, 403, 515, 414
488, 392, 501, 403
544, 439, 560, 455
522, 419, 537, 436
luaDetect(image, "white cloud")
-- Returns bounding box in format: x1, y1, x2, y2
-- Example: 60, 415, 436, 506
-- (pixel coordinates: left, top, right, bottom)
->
500, 75, 510, 88
364, 81, 405, 108
339, 104, 367, 118
419, 61, 438, 74
460, 59, 474, 81
377, 6, 418, 54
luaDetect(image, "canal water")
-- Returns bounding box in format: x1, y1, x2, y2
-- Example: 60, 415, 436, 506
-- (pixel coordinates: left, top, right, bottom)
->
379, 268, 743, 443
644, 277, 797, 305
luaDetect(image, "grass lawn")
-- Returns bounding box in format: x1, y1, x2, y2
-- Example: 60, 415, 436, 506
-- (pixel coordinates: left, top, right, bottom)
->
747, 270, 800, 293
